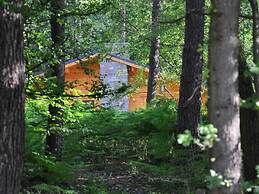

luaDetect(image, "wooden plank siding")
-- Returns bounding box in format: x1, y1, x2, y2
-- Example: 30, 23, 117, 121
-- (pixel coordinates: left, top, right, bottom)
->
64, 62, 100, 106
127, 66, 207, 111
63, 55, 207, 111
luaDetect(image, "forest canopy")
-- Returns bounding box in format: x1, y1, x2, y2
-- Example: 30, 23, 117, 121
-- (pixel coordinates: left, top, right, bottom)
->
0, 0, 259, 193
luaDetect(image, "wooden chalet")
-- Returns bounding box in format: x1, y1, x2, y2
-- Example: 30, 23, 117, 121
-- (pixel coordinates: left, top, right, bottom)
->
63, 53, 207, 111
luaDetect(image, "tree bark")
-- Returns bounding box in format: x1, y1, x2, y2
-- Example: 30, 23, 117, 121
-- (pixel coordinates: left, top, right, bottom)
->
120, 0, 127, 43
146, 0, 161, 104
177, 0, 205, 136
0, 2, 25, 193
46, 0, 65, 157
50, 0, 65, 90
238, 46, 257, 181
208, 0, 242, 193
250, 0, 259, 94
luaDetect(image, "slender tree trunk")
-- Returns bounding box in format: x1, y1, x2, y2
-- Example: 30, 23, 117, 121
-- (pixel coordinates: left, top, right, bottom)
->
120, 0, 126, 43
177, 0, 205, 136
146, 0, 161, 104
238, 46, 257, 181
250, 0, 259, 93
0, 2, 25, 193
208, 0, 242, 193
248, 0, 259, 180
50, 0, 65, 90
46, 0, 65, 157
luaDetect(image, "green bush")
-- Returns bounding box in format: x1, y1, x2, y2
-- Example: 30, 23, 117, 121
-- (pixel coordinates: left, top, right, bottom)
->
24, 98, 209, 193
74, 99, 178, 161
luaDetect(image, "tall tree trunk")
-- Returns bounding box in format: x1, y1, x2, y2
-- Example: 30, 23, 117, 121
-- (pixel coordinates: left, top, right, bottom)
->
177, 0, 205, 136
0, 2, 25, 193
208, 0, 242, 193
238, 46, 257, 181
250, 0, 259, 93
146, 0, 161, 104
46, 0, 65, 157
120, 0, 126, 43
248, 0, 259, 180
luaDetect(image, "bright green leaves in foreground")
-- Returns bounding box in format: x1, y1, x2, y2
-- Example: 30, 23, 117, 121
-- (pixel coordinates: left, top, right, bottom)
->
177, 124, 218, 149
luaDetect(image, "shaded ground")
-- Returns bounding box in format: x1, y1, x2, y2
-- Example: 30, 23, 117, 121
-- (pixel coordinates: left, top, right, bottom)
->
73, 159, 192, 194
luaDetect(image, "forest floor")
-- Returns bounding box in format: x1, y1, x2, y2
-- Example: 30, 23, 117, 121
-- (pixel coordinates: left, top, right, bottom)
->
23, 102, 207, 194
72, 158, 193, 194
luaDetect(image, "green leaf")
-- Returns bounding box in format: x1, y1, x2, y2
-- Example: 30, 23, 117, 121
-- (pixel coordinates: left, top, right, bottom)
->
177, 130, 193, 147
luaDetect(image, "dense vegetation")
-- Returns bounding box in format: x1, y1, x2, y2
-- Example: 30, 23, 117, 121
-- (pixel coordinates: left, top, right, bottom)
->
1, 0, 259, 193
23, 99, 211, 193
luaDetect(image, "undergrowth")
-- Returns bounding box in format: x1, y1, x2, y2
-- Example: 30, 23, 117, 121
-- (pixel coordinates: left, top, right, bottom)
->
22, 99, 209, 194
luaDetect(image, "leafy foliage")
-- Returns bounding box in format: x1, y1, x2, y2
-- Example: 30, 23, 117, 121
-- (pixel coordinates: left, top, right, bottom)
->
23, 98, 211, 193
177, 124, 218, 149
19, 0, 259, 193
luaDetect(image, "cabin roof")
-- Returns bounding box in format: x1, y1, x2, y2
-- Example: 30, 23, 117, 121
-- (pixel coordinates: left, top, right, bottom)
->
64, 53, 148, 72
35, 53, 148, 77
65, 55, 93, 65
107, 53, 140, 66
106, 53, 149, 71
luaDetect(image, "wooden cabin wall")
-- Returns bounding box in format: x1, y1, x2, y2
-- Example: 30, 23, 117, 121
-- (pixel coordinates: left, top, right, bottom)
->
63, 62, 207, 111
128, 67, 148, 111
127, 66, 207, 111
64, 63, 100, 103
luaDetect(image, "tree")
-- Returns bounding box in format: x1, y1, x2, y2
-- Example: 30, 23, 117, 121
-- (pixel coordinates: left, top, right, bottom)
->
238, 46, 257, 181
120, 0, 127, 42
246, 0, 259, 181
0, 1, 25, 193
249, 0, 259, 94
46, 0, 66, 157
177, 0, 205, 136
208, 0, 242, 193
146, 0, 161, 103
